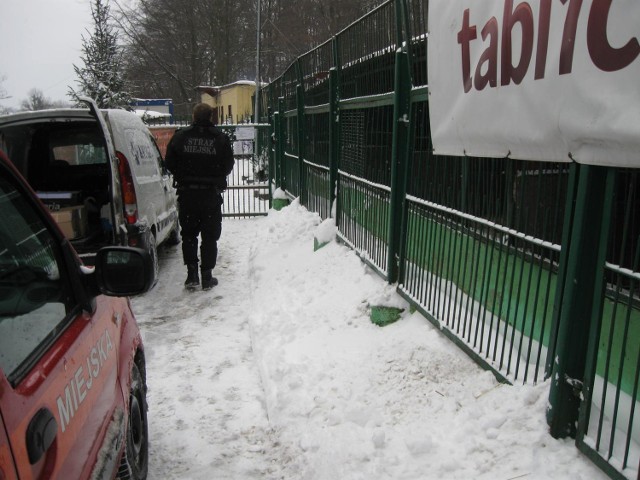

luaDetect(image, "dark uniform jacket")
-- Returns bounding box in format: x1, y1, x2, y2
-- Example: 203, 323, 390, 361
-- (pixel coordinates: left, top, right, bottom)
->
165, 121, 235, 192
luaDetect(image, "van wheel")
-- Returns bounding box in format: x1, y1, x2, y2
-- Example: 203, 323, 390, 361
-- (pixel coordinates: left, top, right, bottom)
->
124, 362, 149, 479
146, 232, 159, 283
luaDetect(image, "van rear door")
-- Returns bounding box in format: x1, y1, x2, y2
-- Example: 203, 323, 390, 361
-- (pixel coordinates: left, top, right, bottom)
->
80, 96, 125, 245
146, 129, 178, 242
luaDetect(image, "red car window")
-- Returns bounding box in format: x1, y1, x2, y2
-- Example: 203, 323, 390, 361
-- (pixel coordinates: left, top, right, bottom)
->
0, 173, 74, 385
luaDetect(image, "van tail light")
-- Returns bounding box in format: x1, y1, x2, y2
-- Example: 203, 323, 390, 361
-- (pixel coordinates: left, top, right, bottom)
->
116, 151, 138, 225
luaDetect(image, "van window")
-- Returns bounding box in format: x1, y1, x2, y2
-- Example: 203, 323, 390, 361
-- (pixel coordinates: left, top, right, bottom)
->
0, 173, 74, 383
0, 123, 108, 186
51, 131, 107, 166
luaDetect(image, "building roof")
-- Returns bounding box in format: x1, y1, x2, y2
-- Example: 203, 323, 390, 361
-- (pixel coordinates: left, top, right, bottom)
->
195, 86, 221, 97
196, 80, 269, 94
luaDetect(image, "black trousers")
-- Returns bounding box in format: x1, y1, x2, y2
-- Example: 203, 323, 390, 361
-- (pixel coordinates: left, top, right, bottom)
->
177, 190, 223, 270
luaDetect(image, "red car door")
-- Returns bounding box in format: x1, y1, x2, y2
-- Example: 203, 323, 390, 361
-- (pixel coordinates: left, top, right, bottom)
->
0, 165, 126, 479
0, 418, 18, 480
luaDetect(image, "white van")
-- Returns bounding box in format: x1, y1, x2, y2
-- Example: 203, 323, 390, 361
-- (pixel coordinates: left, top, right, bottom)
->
0, 98, 179, 275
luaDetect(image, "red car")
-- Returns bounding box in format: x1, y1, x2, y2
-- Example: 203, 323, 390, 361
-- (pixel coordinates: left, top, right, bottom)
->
0, 148, 154, 479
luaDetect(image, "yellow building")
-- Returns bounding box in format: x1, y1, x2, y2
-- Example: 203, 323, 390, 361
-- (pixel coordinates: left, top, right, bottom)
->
197, 81, 257, 125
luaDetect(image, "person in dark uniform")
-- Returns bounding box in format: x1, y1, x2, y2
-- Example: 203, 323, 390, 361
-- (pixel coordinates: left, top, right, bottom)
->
165, 103, 234, 290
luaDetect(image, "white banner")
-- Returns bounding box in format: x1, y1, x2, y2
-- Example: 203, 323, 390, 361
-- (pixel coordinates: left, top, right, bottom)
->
427, 0, 640, 167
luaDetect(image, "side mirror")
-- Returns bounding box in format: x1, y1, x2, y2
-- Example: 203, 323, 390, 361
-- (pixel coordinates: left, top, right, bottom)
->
94, 247, 156, 296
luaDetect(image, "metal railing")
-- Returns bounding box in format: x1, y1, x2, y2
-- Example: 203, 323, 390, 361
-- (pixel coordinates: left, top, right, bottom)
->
400, 159, 568, 385
576, 169, 640, 480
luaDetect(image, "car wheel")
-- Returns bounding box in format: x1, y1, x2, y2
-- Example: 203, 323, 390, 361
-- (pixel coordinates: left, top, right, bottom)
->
124, 362, 149, 480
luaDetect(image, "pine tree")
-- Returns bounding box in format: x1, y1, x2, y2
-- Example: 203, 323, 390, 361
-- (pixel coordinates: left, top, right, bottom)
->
69, 0, 131, 108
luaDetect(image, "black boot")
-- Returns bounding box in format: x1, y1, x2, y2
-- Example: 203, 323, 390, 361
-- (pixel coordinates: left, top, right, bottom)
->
184, 264, 200, 289
201, 269, 218, 290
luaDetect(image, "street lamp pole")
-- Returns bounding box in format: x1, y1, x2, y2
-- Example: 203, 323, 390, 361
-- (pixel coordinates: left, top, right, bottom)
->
254, 0, 261, 124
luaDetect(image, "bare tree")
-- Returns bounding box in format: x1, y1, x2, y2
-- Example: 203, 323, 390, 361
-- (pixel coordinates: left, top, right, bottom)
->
19, 88, 70, 111
21, 89, 50, 111
0, 75, 9, 101
113, 0, 382, 109
0, 75, 11, 115
114, 0, 254, 115
259, 0, 379, 81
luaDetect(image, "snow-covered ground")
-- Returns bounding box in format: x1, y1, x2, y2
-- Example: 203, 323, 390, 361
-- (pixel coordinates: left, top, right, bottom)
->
131, 199, 608, 480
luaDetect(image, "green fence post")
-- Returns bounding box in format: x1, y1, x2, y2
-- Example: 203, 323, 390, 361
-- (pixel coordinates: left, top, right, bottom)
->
267, 106, 274, 207
329, 66, 340, 215
387, 51, 412, 284
297, 83, 306, 205
254, 88, 261, 159
545, 163, 579, 377
547, 164, 615, 439
277, 96, 285, 190
272, 109, 279, 200
387, 0, 412, 284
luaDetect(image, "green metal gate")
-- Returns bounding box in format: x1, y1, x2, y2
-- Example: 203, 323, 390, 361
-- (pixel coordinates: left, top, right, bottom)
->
150, 122, 273, 218
218, 124, 272, 218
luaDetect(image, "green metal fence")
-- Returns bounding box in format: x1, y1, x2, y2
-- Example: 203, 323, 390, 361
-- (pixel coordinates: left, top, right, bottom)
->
263, 1, 639, 478
576, 169, 640, 480
401, 157, 569, 385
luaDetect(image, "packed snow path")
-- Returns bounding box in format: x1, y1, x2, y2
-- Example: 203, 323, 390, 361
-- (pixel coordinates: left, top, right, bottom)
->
131, 202, 607, 480
132, 220, 278, 478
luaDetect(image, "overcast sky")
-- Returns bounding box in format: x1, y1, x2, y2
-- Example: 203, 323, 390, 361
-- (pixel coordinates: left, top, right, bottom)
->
0, 0, 92, 109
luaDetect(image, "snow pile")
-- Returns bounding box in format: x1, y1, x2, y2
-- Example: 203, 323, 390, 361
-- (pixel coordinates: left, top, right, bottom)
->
245, 203, 605, 479
272, 187, 289, 201
314, 216, 337, 246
